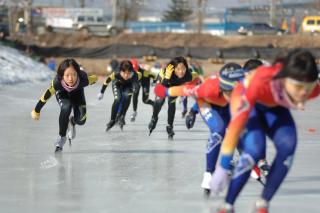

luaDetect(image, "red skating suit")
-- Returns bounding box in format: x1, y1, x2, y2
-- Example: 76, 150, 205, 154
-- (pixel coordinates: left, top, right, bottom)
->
169, 76, 228, 107
221, 63, 320, 155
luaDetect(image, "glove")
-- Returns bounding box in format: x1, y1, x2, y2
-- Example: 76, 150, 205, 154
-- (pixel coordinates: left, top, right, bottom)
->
97, 92, 104, 100
210, 166, 230, 194
185, 111, 196, 129
31, 110, 40, 120
154, 83, 168, 98
164, 64, 174, 79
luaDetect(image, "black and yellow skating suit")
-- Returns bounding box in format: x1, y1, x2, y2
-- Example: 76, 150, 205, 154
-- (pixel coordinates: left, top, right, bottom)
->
33, 70, 97, 137
100, 70, 141, 124
132, 67, 157, 112
149, 65, 199, 137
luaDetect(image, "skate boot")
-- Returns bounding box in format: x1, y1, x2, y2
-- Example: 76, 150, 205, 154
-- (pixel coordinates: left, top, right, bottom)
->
201, 172, 212, 198
252, 199, 269, 213
217, 203, 234, 213
181, 109, 187, 118
251, 165, 265, 186
166, 125, 175, 140
118, 115, 125, 130
115, 114, 120, 123
67, 116, 76, 145
55, 136, 67, 153
130, 111, 137, 122
106, 119, 116, 131
148, 116, 158, 135
258, 159, 270, 177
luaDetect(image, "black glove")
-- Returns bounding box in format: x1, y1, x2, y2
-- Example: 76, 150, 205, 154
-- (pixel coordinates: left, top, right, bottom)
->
185, 110, 196, 129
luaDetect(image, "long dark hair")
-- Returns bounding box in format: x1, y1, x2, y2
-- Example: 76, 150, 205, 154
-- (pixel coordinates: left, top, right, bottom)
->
57, 58, 81, 80
243, 59, 263, 71
167, 56, 189, 72
274, 49, 318, 82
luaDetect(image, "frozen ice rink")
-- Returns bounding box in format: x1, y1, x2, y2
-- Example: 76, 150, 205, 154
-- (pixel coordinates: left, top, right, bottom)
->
0, 81, 319, 213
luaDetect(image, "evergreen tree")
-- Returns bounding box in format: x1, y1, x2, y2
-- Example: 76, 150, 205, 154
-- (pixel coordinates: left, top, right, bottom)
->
163, 0, 192, 22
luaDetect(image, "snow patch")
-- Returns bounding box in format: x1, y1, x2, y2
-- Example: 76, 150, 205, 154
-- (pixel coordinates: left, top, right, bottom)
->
0, 44, 53, 85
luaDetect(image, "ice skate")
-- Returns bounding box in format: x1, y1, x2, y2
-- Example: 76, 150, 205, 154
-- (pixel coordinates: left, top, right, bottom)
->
55, 136, 67, 153
67, 116, 76, 145
252, 199, 269, 213
181, 109, 187, 118
148, 116, 158, 135
106, 119, 116, 131
118, 115, 125, 130
166, 125, 175, 139
201, 172, 212, 198
216, 203, 234, 213
251, 165, 265, 186
130, 111, 137, 122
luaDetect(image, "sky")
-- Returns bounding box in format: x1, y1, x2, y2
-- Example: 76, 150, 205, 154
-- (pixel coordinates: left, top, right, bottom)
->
30, 0, 314, 16
31, 0, 313, 9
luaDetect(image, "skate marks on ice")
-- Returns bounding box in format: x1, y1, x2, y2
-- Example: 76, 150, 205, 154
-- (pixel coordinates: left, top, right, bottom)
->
40, 156, 58, 169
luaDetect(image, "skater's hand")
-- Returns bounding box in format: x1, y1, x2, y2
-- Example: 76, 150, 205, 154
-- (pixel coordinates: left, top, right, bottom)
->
185, 112, 196, 129
164, 64, 174, 79
210, 166, 230, 194
97, 92, 104, 100
31, 110, 40, 120
154, 83, 168, 98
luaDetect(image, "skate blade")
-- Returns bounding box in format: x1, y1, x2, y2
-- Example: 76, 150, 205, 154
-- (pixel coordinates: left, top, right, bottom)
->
257, 177, 266, 186
55, 147, 63, 153
149, 129, 153, 136
68, 139, 72, 146
203, 189, 211, 199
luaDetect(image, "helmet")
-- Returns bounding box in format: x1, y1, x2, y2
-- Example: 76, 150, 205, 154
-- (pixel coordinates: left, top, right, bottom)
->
130, 58, 139, 72
219, 63, 243, 91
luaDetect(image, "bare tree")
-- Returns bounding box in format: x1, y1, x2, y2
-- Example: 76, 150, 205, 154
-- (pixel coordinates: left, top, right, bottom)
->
25, 0, 33, 36
116, 0, 141, 28
79, 0, 85, 8
196, 0, 205, 34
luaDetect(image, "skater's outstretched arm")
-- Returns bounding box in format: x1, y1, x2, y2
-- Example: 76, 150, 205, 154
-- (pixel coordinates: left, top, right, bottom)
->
98, 72, 116, 100
31, 81, 56, 120
154, 77, 227, 107
100, 72, 115, 94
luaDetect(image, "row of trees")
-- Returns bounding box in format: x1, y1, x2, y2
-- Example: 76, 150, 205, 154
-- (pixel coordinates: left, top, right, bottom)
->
113, 0, 204, 23
115, 0, 206, 33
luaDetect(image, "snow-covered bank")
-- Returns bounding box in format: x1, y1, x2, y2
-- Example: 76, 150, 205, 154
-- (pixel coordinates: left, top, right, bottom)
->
0, 44, 53, 85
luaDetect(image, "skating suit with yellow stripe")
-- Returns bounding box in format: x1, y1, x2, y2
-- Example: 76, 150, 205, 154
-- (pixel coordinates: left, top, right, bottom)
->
100, 71, 141, 94
152, 68, 200, 127
132, 67, 157, 111
34, 70, 97, 137
100, 71, 141, 122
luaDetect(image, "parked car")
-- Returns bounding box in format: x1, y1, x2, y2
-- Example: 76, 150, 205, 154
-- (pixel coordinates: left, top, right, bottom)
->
301, 16, 320, 34
72, 15, 122, 36
238, 23, 285, 36
46, 15, 122, 36
0, 23, 9, 40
